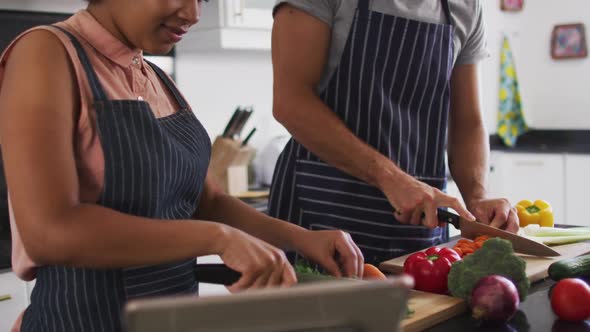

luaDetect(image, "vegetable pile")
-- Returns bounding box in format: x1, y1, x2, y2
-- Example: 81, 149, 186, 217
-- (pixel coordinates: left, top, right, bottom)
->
447, 238, 530, 302
452, 235, 490, 258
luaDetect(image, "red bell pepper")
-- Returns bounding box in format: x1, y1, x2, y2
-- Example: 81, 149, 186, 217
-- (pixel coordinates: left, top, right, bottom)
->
403, 247, 461, 294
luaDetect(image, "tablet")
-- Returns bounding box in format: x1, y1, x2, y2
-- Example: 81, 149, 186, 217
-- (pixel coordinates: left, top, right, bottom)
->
124, 279, 408, 332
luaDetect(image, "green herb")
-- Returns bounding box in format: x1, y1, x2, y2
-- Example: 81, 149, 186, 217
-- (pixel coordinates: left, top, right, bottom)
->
293, 259, 325, 276
405, 306, 415, 318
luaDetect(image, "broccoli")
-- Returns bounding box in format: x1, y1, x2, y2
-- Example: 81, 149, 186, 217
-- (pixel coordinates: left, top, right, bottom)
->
447, 238, 530, 302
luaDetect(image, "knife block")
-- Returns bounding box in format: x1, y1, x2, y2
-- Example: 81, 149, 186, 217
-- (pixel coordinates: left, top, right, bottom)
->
208, 136, 256, 196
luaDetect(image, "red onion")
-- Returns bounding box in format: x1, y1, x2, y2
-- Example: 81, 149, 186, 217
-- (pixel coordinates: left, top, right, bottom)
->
470, 275, 520, 321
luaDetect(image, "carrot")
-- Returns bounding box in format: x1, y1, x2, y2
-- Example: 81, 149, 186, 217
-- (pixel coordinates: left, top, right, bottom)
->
453, 247, 463, 257
462, 247, 475, 254
363, 263, 387, 280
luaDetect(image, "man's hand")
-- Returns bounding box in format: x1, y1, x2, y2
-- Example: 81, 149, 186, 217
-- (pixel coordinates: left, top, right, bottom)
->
379, 171, 476, 228
468, 198, 520, 233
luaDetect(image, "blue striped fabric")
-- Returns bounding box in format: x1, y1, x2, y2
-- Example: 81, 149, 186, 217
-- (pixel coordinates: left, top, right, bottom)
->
21, 26, 210, 331
269, 0, 455, 265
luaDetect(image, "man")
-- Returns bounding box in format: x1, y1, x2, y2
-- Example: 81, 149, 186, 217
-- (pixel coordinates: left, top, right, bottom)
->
268, 0, 519, 265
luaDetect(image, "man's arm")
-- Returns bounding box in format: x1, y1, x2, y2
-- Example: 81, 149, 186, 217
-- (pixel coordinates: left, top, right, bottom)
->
272, 4, 474, 227
448, 64, 518, 232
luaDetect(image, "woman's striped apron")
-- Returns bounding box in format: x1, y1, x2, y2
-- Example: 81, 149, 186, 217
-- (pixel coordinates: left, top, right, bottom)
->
269, 0, 455, 265
20, 26, 211, 332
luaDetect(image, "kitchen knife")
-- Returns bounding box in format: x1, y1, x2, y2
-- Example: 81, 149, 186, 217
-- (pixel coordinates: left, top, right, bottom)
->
194, 264, 352, 286
222, 107, 242, 138
437, 209, 561, 257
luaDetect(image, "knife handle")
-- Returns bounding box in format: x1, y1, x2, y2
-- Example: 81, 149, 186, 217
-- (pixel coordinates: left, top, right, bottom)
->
222, 108, 241, 138
194, 264, 241, 286
436, 209, 461, 229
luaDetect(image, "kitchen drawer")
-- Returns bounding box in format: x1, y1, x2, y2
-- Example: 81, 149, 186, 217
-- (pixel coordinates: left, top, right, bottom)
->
488, 152, 565, 223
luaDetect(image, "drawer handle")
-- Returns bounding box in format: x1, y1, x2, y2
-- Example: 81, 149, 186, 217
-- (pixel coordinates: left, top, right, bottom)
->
514, 160, 545, 167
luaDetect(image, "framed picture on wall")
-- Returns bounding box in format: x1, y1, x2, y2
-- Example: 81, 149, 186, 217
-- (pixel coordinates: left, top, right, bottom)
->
501, 0, 524, 12
551, 23, 588, 60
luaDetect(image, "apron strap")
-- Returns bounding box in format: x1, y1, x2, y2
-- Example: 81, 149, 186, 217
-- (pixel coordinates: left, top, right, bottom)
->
50, 25, 108, 102
441, 0, 454, 26
145, 60, 189, 110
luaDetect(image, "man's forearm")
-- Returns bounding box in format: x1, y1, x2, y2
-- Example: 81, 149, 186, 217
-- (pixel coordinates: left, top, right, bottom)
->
275, 89, 403, 189
448, 122, 489, 209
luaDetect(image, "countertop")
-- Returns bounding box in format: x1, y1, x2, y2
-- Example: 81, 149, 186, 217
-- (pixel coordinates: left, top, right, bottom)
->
489, 130, 590, 154
426, 278, 590, 331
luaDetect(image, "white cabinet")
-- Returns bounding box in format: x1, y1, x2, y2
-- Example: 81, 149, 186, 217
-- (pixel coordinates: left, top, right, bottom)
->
565, 155, 590, 227
488, 152, 566, 224
224, 0, 274, 29
0, 0, 85, 13
178, 0, 274, 52
0, 272, 28, 332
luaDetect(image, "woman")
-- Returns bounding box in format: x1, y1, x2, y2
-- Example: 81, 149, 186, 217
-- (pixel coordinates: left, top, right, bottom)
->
269, 0, 519, 265
0, 0, 365, 331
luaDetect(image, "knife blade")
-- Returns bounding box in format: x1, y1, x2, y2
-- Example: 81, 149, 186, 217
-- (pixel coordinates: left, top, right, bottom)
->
194, 264, 352, 286
437, 209, 560, 257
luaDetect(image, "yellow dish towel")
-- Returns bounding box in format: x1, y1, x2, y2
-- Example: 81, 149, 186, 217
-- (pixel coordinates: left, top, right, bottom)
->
498, 36, 527, 147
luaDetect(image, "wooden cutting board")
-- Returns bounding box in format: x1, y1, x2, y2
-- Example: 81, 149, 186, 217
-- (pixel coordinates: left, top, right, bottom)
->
380, 241, 590, 283
402, 291, 466, 332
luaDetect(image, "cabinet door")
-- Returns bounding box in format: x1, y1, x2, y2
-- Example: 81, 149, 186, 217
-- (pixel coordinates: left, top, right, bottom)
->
225, 0, 274, 29
488, 153, 565, 224
565, 155, 590, 227
0, 0, 84, 13
0, 273, 27, 332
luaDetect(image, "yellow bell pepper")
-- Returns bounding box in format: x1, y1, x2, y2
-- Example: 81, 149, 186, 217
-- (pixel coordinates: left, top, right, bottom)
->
515, 199, 554, 228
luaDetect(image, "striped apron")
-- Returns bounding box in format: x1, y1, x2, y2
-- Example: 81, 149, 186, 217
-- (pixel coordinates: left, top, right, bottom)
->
269, 0, 455, 265
20, 27, 211, 332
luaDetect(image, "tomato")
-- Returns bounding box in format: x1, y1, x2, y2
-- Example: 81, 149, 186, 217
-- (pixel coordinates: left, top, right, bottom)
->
551, 278, 590, 321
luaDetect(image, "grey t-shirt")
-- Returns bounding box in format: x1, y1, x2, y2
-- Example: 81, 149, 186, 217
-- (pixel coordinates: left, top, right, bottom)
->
274, 0, 489, 93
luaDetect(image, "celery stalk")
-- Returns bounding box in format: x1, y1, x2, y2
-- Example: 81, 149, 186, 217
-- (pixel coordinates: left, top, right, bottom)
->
520, 225, 590, 245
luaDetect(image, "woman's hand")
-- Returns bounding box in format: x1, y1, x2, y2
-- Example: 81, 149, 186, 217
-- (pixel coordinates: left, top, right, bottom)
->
291, 229, 364, 279
216, 225, 297, 292
380, 171, 476, 228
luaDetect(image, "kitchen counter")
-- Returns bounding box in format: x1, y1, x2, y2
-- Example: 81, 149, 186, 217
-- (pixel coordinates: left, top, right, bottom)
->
426, 277, 590, 331
490, 130, 590, 154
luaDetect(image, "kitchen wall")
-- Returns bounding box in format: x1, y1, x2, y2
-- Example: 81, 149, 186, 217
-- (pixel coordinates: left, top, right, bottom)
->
175, 50, 288, 158
481, 0, 590, 132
